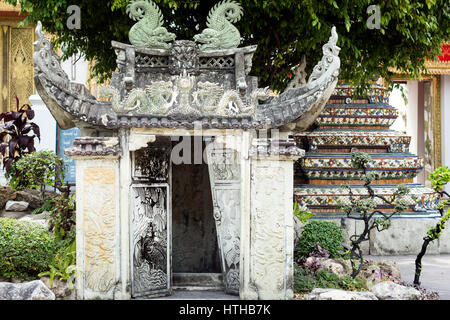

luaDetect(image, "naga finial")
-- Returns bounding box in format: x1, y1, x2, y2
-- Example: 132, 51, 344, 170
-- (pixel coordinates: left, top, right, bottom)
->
194, 0, 244, 51
127, 0, 176, 49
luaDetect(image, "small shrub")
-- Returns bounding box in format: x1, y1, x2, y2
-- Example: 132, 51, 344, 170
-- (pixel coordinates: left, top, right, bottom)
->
8, 150, 67, 199
297, 220, 344, 258
39, 237, 76, 289
48, 194, 76, 240
31, 199, 53, 215
0, 218, 60, 279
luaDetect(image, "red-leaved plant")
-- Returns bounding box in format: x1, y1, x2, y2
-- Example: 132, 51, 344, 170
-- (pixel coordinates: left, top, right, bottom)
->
0, 97, 40, 173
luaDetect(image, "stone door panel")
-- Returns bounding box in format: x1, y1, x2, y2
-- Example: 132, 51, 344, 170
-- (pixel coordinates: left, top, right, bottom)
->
130, 184, 171, 298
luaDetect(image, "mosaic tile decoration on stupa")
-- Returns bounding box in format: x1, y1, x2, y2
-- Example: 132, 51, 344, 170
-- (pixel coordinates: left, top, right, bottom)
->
294, 81, 439, 217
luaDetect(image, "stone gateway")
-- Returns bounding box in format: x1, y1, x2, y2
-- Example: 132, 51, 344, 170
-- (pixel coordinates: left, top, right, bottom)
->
33, 0, 341, 300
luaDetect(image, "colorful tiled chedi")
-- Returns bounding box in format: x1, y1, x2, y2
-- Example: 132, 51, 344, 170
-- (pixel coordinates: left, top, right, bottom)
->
294, 82, 439, 217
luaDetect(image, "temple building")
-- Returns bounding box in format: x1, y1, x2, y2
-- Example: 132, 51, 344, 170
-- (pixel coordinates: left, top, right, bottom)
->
294, 80, 446, 255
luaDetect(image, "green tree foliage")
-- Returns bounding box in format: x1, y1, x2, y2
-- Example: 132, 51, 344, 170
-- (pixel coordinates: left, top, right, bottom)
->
7, 0, 449, 93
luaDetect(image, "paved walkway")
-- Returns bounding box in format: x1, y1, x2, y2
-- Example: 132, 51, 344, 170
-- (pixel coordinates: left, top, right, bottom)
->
367, 254, 450, 300
151, 290, 239, 300
151, 255, 450, 300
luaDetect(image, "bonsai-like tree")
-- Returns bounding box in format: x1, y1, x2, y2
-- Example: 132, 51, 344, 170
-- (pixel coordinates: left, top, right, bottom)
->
414, 166, 450, 286
340, 150, 410, 278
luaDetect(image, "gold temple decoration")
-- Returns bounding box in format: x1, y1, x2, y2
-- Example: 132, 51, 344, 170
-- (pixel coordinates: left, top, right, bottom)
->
0, 1, 35, 113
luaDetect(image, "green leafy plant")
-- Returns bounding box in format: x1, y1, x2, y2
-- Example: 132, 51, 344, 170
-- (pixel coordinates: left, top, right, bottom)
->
39, 239, 76, 289
297, 220, 345, 259
31, 199, 54, 215
294, 201, 314, 224
0, 218, 60, 279
414, 166, 450, 285
339, 150, 410, 278
294, 263, 368, 294
48, 194, 76, 241
9, 150, 69, 199
0, 97, 40, 173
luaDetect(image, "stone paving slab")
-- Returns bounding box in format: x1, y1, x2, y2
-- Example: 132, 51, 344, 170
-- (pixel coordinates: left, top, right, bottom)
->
367, 254, 450, 300
149, 290, 239, 300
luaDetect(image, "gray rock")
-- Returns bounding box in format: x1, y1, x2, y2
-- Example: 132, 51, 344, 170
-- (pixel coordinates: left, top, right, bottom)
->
371, 281, 421, 300
19, 211, 51, 229
304, 257, 352, 276
304, 288, 378, 300
40, 277, 74, 300
5, 200, 29, 212
293, 216, 303, 241
360, 261, 402, 285
15, 190, 43, 210
0, 186, 16, 209
0, 280, 56, 300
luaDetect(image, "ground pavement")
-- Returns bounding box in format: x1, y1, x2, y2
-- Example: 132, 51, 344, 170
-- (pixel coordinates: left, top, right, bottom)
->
153, 254, 450, 300
367, 254, 450, 300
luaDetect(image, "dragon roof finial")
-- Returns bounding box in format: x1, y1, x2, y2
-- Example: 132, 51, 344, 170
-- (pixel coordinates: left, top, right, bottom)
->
194, 0, 244, 51
127, 0, 176, 49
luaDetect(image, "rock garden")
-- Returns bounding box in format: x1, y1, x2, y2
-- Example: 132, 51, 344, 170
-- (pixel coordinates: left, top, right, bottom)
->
0, 149, 76, 300
292, 220, 439, 300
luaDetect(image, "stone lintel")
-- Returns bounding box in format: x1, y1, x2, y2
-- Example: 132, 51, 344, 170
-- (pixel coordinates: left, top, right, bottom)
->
129, 133, 157, 152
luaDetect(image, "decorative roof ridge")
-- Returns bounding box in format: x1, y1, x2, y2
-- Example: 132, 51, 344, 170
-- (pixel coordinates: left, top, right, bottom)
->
249, 139, 305, 157
65, 137, 121, 158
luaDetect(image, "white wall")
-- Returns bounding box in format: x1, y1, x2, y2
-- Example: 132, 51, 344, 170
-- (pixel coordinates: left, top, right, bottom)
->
390, 83, 408, 134
441, 75, 450, 193
406, 81, 419, 156
389, 81, 419, 184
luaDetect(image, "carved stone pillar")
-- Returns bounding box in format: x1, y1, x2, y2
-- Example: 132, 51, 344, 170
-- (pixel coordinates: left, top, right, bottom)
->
240, 139, 304, 300
66, 137, 121, 300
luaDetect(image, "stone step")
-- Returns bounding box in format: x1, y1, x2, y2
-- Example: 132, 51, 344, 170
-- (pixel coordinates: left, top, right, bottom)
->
172, 273, 224, 290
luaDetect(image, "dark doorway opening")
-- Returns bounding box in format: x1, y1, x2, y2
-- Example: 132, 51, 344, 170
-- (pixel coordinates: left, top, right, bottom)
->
171, 138, 221, 286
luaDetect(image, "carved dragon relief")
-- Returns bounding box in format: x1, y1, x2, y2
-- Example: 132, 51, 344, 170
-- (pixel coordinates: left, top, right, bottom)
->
100, 74, 270, 118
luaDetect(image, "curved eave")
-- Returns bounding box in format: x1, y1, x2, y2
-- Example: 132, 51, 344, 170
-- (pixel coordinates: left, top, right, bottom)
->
255, 27, 341, 131
34, 73, 116, 130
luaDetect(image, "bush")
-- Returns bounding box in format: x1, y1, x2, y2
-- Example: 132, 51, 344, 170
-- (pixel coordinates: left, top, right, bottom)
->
8, 150, 67, 198
297, 220, 344, 258
0, 218, 60, 279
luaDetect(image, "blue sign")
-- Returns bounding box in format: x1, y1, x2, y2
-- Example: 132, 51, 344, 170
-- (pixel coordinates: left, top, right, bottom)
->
58, 127, 81, 185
